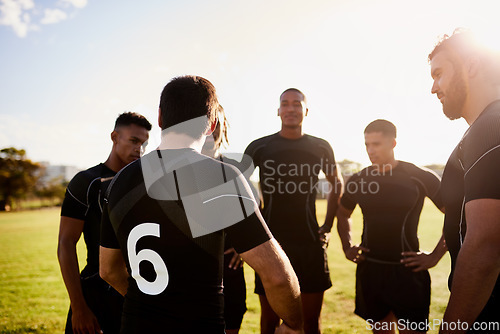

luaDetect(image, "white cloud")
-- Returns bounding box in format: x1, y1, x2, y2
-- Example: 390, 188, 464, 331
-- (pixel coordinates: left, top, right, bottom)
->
59, 0, 87, 9
40, 8, 66, 24
0, 0, 37, 37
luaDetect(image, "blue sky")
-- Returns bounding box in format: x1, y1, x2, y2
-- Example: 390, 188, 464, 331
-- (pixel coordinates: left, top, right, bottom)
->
1, 0, 499, 169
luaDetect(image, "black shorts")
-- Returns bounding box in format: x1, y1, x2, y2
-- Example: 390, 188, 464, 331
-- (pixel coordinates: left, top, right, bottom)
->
254, 241, 332, 295
355, 261, 430, 327
223, 252, 247, 330
65, 274, 123, 334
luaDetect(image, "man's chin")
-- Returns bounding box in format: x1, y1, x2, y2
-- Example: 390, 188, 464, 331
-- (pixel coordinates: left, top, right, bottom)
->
443, 108, 462, 121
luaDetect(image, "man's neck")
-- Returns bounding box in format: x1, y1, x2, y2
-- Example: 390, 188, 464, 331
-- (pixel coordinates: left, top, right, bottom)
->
157, 131, 205, 152
103, 153, 125, 173
279, 126, 303, 139
463, 86, 500, 125
373, 158, 398, 172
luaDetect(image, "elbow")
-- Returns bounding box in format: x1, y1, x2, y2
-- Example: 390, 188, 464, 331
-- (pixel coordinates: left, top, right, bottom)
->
99, 265, 112, 285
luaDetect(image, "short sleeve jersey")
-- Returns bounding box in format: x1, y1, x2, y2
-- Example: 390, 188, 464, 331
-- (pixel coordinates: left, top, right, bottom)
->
340, 161, 442, 263
60, 163, 115, 277
441, 100, 500, 292
243, 133, 337, 245
100, 149, 271, 333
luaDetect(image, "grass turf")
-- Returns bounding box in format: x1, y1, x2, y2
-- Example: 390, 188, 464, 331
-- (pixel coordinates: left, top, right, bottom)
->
0, 199, 449, 333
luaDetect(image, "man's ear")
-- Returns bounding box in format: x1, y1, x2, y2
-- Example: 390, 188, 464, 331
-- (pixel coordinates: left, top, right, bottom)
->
111, 130, 118, 144
392, 138, 397, 149
467, 55, 480, 78
305, 108, 309, 116
277, 108, 280, 116
205, 119, 217, 137
158, 108, 163, 128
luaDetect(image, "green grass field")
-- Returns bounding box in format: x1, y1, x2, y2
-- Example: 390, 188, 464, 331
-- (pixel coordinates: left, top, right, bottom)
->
0, 200, 449, 333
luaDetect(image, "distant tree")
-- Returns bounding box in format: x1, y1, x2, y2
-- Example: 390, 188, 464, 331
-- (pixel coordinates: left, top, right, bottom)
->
337, 159, 362, 181
0, 147, 42, 211
35, 176, 67, 206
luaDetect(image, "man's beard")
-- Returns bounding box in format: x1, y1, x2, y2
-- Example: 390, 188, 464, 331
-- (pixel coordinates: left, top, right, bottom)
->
443, 69, 467, 120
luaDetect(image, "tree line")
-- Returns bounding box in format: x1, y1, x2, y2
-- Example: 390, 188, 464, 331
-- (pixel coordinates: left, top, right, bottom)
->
0, 147, 67, 211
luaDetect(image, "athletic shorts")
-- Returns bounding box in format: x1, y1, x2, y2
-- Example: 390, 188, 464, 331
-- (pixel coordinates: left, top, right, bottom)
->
254, 241, 332, 295
65, 273, 123, 334
223, 252, 247, 330
355, 261, 430, 327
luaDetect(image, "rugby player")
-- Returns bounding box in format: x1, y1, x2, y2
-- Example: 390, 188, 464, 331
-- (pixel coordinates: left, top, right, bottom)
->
99, 76, 304, 334
57, 112, 152, 333
242, 88, 343, 334
336, 119, 447, 334
429, 29, 500, 333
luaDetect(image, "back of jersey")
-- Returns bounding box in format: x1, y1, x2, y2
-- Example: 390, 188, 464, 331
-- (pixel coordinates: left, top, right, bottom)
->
101, 148, 268, 333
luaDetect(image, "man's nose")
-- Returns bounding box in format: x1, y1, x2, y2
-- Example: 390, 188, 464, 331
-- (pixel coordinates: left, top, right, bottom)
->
431, 80, 438, 95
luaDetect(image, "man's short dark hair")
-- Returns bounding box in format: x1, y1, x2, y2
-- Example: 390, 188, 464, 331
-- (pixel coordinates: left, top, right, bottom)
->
115, 112, 152, 131
159, 75, 219, 136
364, 119, 397, 138
280, 88, 307, 105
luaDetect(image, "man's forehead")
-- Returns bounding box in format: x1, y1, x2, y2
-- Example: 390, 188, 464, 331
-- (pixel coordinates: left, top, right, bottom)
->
364, 131, 391, 140
430, 50, 455, 69
280, 91, 304, 102
117, 124, 149, 136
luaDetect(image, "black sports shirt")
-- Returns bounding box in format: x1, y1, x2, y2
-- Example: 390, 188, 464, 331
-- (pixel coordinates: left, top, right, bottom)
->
341, 161, 442, 263
100, 149, 271, 333
243, 133, 337, 245
61, 163, 115, 277
441, 100, 500, 293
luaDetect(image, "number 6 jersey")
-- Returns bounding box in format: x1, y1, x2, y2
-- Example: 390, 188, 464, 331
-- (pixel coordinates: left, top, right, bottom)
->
100, 148, 272, 333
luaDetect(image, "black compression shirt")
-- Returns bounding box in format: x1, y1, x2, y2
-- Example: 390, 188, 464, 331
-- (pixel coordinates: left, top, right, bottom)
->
341, 161, 442, 263
100, 149, 271, 333
243, 133, 337, 245
441, 100, 500, 293
60, 163, 115, 277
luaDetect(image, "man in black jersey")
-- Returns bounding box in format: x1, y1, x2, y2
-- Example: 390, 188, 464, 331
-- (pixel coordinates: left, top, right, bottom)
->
242, 88, 343, 334
429, 29, 500, 333
58, 112, 152, 334
337, 120, 447, 333
99, 76, 304, 334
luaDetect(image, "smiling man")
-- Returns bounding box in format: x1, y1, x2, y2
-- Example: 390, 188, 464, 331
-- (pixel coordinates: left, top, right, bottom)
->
429, 29, 500, 334
58, 112, 151, 334
242, 88, 343, 334
336, 119, 447, 334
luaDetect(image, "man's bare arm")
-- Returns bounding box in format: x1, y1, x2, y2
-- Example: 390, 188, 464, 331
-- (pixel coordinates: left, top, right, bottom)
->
58, 216, 102, 333
440, 199, 500, 334
241, 238, 303, 333
336, 204, 369, 263
318, 168, 344, 245
99, 246, 129, 296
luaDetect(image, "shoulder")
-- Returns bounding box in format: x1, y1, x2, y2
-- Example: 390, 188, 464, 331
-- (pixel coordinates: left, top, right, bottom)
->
462, 102, 500, 169
303, 134, 335, 156
345, 167, 368, 183
304, 134, 330, 145
245, 133, 278, 150
67, 164, 104, 190
398, 161, 440, 180
106, 160, 142, 198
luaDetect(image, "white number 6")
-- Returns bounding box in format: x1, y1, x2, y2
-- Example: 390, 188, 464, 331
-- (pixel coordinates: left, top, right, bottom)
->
127, 223, 169, 295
